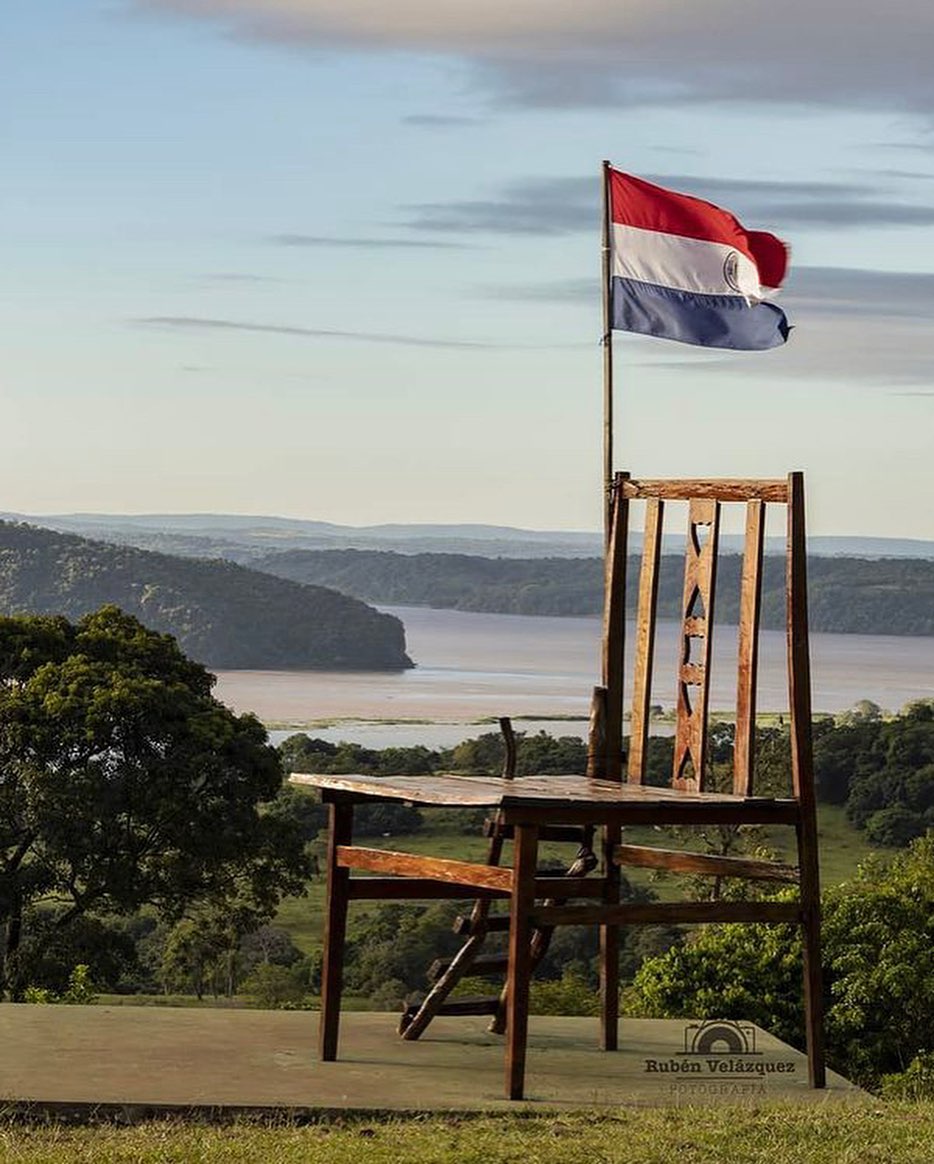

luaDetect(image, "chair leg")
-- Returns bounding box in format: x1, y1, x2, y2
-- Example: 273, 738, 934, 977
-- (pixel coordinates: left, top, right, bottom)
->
505, 822, 539, 1101
798, 815, 826, 1088
599, 823, 621, 1050
319, 800, 353, 1062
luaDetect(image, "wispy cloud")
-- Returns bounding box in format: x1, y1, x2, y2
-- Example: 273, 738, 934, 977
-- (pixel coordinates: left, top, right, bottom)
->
402, 113, 481, 128
134, 315, 577, 350
480, 266, 934, 385
201, 272, 288, 283
403, 173, 934, 237
136, 2, 934, 115
271, 233, 473, 250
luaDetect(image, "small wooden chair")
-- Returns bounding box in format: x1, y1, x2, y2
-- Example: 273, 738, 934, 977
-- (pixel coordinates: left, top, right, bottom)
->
300, 472, 825, 1099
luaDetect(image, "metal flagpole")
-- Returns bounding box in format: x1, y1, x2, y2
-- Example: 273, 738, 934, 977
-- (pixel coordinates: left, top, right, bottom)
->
601, 159, 614, 548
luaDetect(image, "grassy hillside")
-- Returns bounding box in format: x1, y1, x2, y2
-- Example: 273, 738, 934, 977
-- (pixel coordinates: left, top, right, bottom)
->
252, 547, 934, 636
0, 522, 412, 670
5, 1105, 934, 1161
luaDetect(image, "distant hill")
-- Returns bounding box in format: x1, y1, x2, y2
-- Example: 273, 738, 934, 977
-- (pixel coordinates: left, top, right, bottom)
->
4, 511, 932, 562
251, 548, 934, 637
0, 523, 412, 670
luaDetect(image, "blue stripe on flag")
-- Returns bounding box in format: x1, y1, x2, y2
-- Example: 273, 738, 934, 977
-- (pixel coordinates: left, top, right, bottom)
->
611, 276, 790, 351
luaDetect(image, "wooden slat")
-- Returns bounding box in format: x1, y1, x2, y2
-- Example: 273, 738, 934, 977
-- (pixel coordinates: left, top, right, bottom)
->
679, 663, 706, 685
531, 900, 802, 928
506, 824, 539, 1101
319, 801, 353, 1062
500, 800, 800, 827
787, 472, 816, 806
735, 499, 765, 795
628, 497, 663, 785
787, 471, 825, 1087
336, 846, 514, 892
601, 478, 628, 781
613, 844, 799, 882
621, 478, 788, 502
419, 996, 498, 1015
586, 684, 607, 779
499, 717, 517, 779
673, 498, 720, 791
348, 878, 508, 901
600, 822, 621, 1051
403, 935, 486, 1040
298, 771, 794, 809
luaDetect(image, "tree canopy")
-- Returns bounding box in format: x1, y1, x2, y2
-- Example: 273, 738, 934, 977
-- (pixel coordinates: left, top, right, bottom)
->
627, 832, 934, 1088
0, 606, 309, 998
0, 521, 411, 669
252, 547, 934, 636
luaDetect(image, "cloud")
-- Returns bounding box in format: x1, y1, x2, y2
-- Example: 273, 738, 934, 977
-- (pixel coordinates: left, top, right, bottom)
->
271, 233, 473, 250
482, 266, 934, 385
785, 267, 934, 320
134, 314, 577, 350
202, 272, 288, 283
135, 2, 934, 114
401, 114, 481, 128
403, 173, 934, 237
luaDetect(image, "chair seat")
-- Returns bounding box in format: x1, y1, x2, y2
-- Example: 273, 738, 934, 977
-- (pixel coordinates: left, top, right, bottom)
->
291, 771, 801, 825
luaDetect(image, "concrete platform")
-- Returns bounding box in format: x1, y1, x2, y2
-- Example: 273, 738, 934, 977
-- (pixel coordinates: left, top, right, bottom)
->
0, 1005, 861, 1117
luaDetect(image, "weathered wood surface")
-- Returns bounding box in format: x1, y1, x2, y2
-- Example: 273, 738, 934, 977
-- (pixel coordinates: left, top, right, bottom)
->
336, 846, 514, 892
673, 497, 720, 792
401, 934, 488, 1040
620, 477, 789, 502
498, 799, 800, 827
499, 717, 517, 780
291, 772, 794, 809
735, 498, 765, 795
506, 823, 539, 1100
586, 684, 607, 779
627, 497, 663, 785
601, 478, 628, 782
613, 844, 799, 882
319, 802, 353, 1062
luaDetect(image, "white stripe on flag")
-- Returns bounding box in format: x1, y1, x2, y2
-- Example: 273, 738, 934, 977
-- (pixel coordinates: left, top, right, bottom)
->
611, 223, 764, 302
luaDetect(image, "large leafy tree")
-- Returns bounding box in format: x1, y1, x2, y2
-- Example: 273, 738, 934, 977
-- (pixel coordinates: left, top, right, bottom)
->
0, 605, 308, 998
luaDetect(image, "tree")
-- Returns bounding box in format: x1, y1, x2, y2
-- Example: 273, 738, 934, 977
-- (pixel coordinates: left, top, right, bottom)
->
627, 832, 934, 1088
0, 606, 309, 998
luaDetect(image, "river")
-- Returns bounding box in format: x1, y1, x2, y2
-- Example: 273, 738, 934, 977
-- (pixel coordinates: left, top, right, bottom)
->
212, 606, 933, 749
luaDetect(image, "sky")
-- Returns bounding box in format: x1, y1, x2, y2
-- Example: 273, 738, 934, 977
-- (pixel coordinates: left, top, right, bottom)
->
4, 1, 934, 539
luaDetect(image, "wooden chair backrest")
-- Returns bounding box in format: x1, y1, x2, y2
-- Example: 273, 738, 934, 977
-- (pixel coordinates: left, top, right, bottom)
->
594, 473, 814, 801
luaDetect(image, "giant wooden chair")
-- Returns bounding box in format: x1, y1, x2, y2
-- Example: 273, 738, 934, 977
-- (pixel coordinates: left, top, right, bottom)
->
297, 472, 825, 1100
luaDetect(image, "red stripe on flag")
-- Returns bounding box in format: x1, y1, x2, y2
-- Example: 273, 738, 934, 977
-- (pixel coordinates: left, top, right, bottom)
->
609, 170, 788, 289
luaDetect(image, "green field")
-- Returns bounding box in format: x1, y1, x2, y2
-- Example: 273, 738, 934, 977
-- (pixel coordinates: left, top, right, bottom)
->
2, 1105, 932, 1164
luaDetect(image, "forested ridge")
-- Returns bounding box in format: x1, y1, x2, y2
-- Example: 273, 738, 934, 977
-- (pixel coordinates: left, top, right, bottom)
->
0, 522, 411, 670
253, 547, 934, 635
